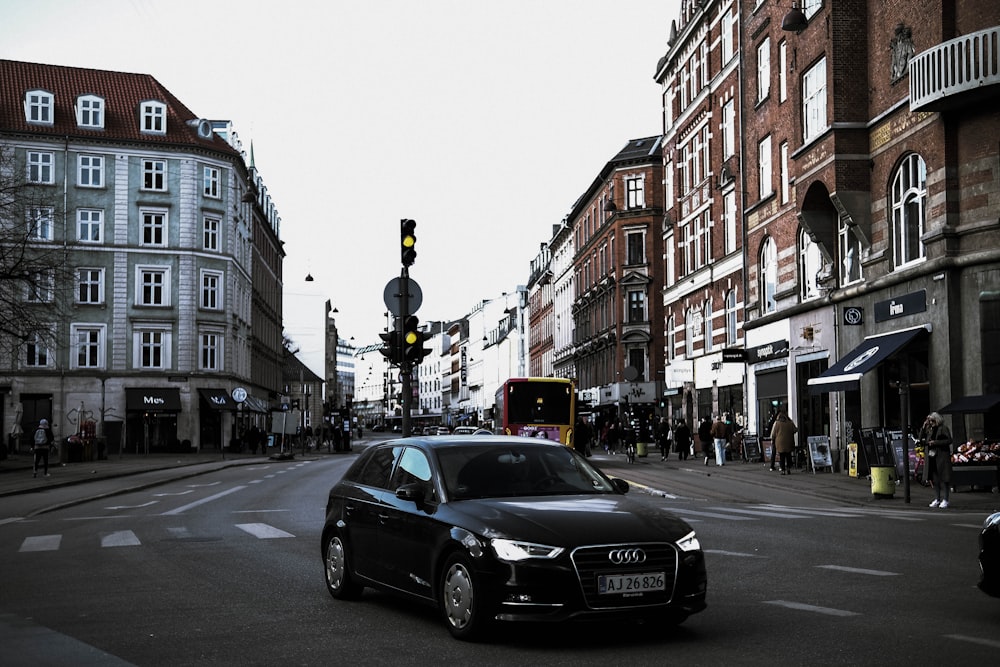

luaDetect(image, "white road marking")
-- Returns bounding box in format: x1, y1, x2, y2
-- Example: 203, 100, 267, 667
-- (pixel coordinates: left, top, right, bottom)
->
235, 523, 294, 539
105, 501, 159, 510
0, 517, 25, 526
668, 508, 755, 521
764, 600, 860, 616
19, 535, 61, 552
101, 530, 141, 547
187, 481, 221, 488
161, 486, 246, 516
153, 490, 194, 497
815, 565, 900, 576
943, 634, 1000, 649
710, 507, 811, 519
232, 509, 289, 513
705, 549, 766, 558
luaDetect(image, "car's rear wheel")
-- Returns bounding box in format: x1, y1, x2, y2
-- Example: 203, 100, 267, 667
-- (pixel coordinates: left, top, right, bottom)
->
324, 533, 363, 600
440, 553, 491, 640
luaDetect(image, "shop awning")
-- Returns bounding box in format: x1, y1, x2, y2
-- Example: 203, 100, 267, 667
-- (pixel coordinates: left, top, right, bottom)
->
938, 394, 1000, 414
125, 387, 181, 412
808, 326, 928, 394
198, 388, 237, 411
241, 395, 271, 413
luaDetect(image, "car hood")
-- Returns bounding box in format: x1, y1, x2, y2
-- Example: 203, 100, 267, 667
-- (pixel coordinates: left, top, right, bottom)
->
449, 494, 694, 546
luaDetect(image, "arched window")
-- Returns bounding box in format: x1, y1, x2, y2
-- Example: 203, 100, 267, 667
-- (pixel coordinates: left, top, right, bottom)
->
760, 237, 777, 314
891, 153, 927, 268
799, 228, 822, 300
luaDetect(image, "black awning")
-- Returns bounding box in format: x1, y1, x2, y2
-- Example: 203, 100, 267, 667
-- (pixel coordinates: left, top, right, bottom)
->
198, 388, 237, 411
241, 395, 271, 413
808, 327, 927, 395
125, 387, 181, 412
938, 394, 1000, 414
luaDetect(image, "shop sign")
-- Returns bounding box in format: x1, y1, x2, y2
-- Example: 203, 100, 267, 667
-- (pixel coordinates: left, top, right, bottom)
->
722, 348, 747, 363
874, 289, 926, 322
748, 339, 789, 363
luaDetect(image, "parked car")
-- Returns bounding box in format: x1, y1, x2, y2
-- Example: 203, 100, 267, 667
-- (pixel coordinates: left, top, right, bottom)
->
979, 511, 1000, 597
321, 435, 707, 640
436, 426, 451, 435
451, 426, 478, 435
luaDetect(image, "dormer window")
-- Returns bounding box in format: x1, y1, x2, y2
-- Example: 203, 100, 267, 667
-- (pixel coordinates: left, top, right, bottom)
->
140, 101, 167, 134
25, 90, 54, 125
76, 95, 105, 129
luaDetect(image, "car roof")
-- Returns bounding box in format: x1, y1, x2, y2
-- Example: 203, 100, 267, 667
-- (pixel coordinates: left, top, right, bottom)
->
375, 434, 568, 451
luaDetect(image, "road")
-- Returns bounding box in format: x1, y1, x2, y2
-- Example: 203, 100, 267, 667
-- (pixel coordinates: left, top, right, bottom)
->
2, 446, 998, 666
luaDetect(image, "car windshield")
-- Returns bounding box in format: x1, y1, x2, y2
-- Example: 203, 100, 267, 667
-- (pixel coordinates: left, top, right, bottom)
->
438, 444, 617, 500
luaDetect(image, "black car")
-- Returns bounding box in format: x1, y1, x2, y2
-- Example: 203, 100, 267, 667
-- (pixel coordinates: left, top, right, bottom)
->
321, 435, 707, 640
980, 511, 1000, 597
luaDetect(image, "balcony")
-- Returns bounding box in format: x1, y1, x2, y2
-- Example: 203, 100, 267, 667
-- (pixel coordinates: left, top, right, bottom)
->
910, 26, 1000, 112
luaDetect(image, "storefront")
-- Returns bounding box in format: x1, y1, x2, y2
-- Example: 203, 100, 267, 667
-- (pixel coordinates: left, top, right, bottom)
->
939, 393, 1000, 491
198, 388, 237, 451
125, 388, 181, 453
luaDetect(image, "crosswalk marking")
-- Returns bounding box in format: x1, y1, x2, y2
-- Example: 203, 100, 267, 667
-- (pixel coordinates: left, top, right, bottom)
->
101, 530, 141, 548
815, 564, 900, 576
764, 600, 860, 617
235, 523, 294, 539
19, 535, 61, 552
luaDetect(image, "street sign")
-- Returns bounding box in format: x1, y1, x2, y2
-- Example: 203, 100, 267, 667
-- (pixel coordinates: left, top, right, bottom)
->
383, 277, 423, 317
231, 387, 247, 403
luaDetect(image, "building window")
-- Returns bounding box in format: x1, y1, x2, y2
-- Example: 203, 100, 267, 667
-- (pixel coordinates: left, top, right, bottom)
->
137, 267, 169, 306
141, 101, 166, 134
760, 237, 777, 314
723, 190, 737, 255
141, 210, 167, 246
203, 166, 220, 198
679, 144, 691, 195
78, 154, 104, 188
839, 221, 864, 285
667, 314, 676, 362
891, 153, 928, 268
76, 95, 105, 129
721, 9, 734, 62
757, 37, 771, 103
25, 332, 50, 367
626, 231, 645, 265
72, 325, 105, 369
200, 332, 222, 371
758, 136, 773, 199
802, 0, 822, 19
703, 299, 714, 353
799, 228, 822, 300
628, 348, 646, 381
626, 176, 645, 209
77, 268, 104, 304
77, 209, 103, 243
685, 308, 696, 357
803, 57, 828, 142
28, 207, 54, 241
27, 151, 54, 184
26, 270, 54, 303
201, 270, 223, 310
725, 289, 738, 346
721, 99, 735, 159
135, 329, 169, 369
779, 41, 788, 102
25, 90, 53, 124
780, 141, 790, 204
142, 159, 167, 191
203, 216, 221, 251
694, 210, 712, 269
628, 290, 646, 323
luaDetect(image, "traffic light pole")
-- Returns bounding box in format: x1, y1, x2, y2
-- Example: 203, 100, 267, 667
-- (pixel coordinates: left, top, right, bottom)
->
399, 266, 413, 437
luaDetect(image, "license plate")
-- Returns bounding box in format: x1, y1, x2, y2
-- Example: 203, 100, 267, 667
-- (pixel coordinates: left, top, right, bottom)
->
598, 572, 665, 595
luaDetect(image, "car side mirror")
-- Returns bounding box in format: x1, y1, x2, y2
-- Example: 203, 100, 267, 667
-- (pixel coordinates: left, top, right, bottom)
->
396, 482, 427, 504
611, 478, 629, 494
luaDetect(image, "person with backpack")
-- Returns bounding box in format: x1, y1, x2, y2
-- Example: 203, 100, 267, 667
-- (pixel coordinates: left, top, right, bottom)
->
32, 418, 54, 478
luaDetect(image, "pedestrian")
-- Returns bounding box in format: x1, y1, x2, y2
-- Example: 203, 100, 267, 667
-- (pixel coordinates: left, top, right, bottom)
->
710, 415, 730, 466
31, 418, 53, 478
764, 410, 779, 471
674, 418, 692, 461
605, 420, 620, 455
919, 412, 953, 508
698, 417, 713, 466
656, 418, 671, 461
770, 411, 798, 474
574, 417, 592, 457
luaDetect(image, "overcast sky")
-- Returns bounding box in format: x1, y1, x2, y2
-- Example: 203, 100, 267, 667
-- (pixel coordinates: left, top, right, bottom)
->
1, 0, 680, 376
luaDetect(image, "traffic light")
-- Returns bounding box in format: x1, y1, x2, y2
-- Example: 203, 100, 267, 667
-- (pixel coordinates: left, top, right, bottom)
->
379, 329, 401, 365
400, 218, 417, 266
402, 315, 429, 364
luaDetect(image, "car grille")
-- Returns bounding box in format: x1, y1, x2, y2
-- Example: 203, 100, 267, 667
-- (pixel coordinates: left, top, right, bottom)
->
571, 543, 678, 609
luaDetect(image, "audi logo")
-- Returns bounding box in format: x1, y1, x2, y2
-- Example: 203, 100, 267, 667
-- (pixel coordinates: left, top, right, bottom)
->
608, 548, 647, 565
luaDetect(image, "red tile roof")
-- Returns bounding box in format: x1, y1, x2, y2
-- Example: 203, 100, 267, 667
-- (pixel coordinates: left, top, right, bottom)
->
0, 59, 238, 157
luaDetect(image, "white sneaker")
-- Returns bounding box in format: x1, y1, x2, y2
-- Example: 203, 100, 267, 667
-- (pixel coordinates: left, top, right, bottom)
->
939, 500, 949, 509
928, 499, 940, 508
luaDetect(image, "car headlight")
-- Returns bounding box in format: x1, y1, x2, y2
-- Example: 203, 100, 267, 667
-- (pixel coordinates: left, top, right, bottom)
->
676, 531, 701, 553
984, 512, 1000, 530
491, 538, 565, 562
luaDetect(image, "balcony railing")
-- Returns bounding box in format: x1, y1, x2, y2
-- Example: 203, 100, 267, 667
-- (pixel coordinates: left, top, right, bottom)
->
910, 26, 1000, 111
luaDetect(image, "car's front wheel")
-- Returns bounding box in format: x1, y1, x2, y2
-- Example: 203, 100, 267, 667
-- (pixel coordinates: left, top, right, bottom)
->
440, 553, 491, 641
324, 533, 363, 600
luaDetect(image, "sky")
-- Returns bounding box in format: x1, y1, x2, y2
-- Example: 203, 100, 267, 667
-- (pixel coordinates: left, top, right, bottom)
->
0, 0, 681, 376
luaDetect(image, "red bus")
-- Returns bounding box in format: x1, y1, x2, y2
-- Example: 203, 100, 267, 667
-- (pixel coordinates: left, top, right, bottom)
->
494, 377, 576, 446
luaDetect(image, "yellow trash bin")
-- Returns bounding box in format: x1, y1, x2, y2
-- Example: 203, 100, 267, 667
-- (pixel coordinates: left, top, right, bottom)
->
636, 441, 648, 458
870, 466, 896, 497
